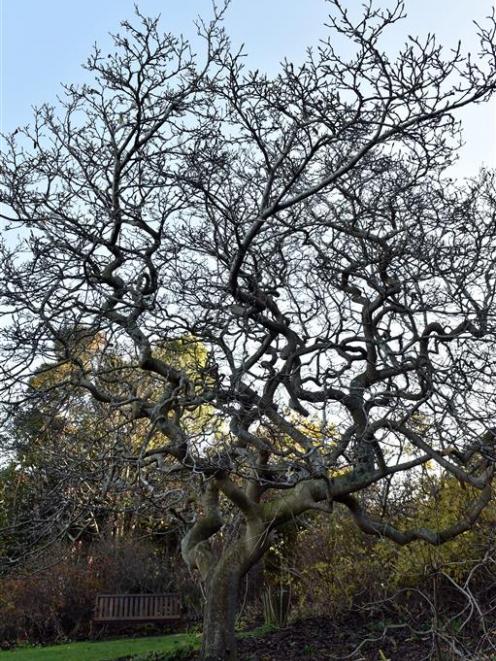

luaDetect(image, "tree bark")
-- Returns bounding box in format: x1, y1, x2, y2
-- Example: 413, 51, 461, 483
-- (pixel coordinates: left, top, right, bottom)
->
201, 563, 240, 661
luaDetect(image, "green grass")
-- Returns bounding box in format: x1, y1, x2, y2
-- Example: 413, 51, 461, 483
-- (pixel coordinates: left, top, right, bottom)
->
0, 633, 200, 661
0, 623, 278, 660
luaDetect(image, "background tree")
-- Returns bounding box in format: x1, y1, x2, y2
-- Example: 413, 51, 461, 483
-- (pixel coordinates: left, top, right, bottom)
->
1, 2, 496, 659
0, 330, 213, 566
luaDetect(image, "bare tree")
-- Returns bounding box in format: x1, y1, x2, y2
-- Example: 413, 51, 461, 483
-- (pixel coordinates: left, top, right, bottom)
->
2, 2, 496, 659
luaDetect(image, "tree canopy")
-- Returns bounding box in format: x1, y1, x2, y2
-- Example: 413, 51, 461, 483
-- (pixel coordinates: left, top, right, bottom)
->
1, 2, 496, 659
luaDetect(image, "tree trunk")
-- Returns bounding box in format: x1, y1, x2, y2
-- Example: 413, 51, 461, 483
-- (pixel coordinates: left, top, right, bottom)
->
201, 563, 240, 661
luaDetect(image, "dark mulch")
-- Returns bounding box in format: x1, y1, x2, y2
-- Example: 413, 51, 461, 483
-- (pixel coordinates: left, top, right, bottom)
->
235, 615, 433, 660
186, 612, 489, 660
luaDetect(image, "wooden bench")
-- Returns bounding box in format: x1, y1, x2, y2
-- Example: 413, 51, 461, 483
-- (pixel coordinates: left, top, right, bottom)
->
93, 593, 182, 624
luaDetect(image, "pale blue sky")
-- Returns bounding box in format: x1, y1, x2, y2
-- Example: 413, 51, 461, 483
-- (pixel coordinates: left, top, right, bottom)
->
1, 0, 495, 176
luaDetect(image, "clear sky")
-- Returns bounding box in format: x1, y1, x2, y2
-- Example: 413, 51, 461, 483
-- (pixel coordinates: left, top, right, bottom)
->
1, 0, 495, 177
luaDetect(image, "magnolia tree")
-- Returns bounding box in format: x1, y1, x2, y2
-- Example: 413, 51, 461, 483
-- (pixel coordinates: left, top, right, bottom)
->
2, 2, 496, 659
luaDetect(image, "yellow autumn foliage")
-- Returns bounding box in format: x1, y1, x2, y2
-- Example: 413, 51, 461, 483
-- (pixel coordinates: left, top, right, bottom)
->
291, 474, 495, 617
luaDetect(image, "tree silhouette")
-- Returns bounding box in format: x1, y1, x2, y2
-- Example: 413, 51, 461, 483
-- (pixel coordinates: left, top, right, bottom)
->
1, 2, 496, 659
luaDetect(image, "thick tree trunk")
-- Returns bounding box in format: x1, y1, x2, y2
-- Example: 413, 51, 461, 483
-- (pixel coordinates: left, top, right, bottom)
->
201, 563, 240, 661
181, 480, 269, 660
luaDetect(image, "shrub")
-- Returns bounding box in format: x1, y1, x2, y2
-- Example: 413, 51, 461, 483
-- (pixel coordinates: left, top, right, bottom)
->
0, 534, 196, 645
290, 475, 496, 627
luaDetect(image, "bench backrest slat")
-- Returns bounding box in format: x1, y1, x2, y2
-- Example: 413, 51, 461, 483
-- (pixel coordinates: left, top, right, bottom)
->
93, 593, 181, 622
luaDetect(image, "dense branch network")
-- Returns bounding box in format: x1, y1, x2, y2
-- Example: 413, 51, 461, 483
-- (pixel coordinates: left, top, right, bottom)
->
1, 1, 496, 584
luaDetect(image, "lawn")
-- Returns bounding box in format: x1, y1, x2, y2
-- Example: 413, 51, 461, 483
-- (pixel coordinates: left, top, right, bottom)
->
0, 633, 200, 661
